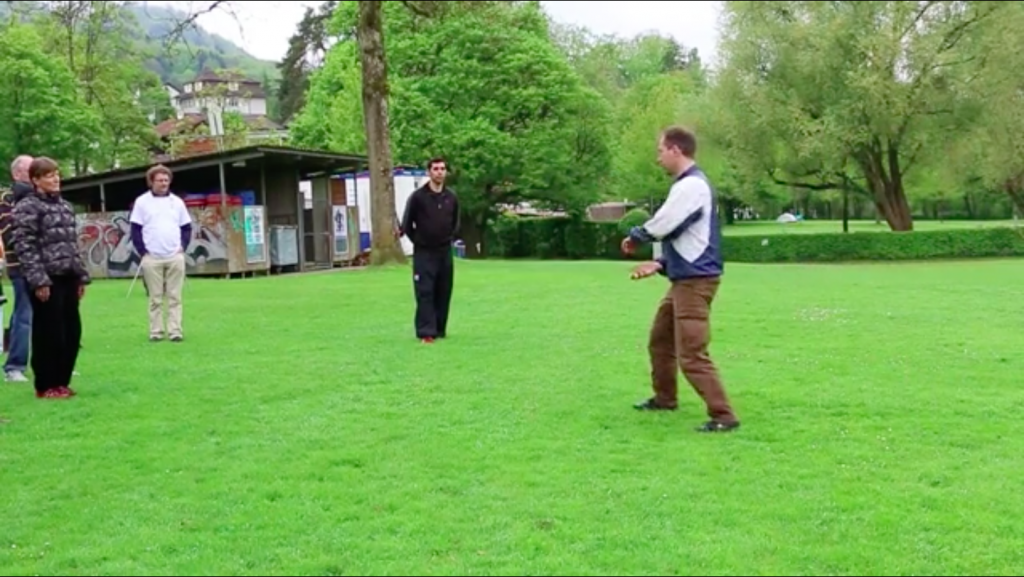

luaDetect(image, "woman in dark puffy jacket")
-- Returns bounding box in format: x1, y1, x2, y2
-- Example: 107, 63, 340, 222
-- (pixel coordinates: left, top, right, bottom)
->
11, 157, 90, 400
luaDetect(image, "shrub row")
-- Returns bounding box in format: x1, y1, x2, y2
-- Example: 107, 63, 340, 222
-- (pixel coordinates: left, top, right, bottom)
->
484, 216, 1024, 262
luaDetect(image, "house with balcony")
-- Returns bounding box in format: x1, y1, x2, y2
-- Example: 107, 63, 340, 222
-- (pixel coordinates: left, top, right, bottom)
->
156, 69, 287, 160
169, 69, 268, 117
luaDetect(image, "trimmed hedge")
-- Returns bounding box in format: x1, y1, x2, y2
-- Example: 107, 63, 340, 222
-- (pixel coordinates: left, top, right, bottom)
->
487, 214, 651, 260
725, 226, 1024, 262
484, 216, 1024, 262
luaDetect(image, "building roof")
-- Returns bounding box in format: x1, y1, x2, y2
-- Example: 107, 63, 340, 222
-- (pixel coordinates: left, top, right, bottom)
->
192, 69, 258, 84
60, 145, 368, 192
177, 69, 267, 99
155, 113, 283, 138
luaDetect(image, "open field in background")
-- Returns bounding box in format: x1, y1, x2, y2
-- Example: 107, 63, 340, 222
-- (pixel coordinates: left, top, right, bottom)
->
1, 259, 1022, 576
722, 219, 1020, 236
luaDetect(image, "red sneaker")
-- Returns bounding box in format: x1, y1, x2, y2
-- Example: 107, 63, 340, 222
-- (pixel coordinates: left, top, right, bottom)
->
421, 337, 435, 344
36, 388, 71, 399
60, 386, 77, 397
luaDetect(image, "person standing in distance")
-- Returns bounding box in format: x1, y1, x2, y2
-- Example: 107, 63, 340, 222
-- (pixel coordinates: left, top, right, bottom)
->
129, 165, 193, 342
621, 126, 740, 433
398, 157, 460, 343
0, 155, 35, 382
11, 157, 89, 399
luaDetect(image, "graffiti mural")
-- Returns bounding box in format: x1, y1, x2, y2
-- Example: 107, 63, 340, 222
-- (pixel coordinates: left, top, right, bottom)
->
186, 207, 229, 269
76, 207, 231, 278
78, 213, 139, 278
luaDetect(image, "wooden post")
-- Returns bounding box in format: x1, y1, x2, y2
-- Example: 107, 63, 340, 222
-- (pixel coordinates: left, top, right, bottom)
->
259, 163, 267, 206
218, 162, 227, 209
218, 162, 228, 278
259, 162, 268, 269
99, 183, 107, 213
296, 167, 305, 271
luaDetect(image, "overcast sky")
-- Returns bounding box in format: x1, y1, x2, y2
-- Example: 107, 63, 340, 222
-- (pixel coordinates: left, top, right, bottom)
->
151, 1, 722, 64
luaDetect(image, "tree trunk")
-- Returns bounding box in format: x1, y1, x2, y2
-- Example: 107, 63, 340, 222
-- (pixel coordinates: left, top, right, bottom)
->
356, 0, 406, 266
841, 188, 849, 233
721, 196, 737, 225
856, 141, 913, 231
460, 213, 487, 258
1003, 180, 1024, 218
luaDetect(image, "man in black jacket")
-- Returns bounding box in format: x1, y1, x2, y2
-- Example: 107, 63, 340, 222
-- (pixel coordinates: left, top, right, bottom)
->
398, 157, 460, 343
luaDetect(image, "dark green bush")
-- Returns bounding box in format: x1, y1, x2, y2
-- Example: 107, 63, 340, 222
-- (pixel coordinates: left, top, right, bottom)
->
723, 227, 1024, 262
483, 217, 1024, 262
617, 208, 651, 236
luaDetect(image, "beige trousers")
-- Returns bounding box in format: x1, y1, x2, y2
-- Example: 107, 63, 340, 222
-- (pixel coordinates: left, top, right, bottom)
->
141, 253, 186, 338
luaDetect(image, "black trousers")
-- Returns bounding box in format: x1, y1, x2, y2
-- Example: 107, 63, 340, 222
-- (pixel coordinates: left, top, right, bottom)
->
412, 248, 454, 338
29, 275, 82, 394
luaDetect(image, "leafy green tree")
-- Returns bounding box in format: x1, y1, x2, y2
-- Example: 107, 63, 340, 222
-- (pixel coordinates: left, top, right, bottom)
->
0, 23, 100, 169
293, 1, 613, 256
712, 1, 1004, 231
943, 1, 1024, 217
39, 0, 163, 172
276, 2, 336, 125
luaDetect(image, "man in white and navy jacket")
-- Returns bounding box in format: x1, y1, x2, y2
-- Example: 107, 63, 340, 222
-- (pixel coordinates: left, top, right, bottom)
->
621, 125, 739, 433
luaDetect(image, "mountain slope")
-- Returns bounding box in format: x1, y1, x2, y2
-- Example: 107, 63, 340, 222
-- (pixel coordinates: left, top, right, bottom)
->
123, 2, 279, 86
0, 1, 278, 86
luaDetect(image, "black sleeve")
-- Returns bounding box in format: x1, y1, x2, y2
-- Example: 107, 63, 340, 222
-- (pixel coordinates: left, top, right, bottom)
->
451, 193, 461, 238
400, 191, 417, 239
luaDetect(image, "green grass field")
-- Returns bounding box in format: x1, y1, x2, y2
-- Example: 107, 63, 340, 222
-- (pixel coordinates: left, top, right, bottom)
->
723, 219, 1019, 236
2, 258, 1023, 576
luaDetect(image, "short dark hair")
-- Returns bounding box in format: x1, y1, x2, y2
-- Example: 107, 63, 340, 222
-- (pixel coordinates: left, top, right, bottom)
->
427, 157, 446, 170
661, 126, 697, 158
146, 164, 173, 186
28, 157, 59, 180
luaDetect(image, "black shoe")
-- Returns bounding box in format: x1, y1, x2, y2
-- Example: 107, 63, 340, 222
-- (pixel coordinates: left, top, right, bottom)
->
696, 420, 740, 433
633, 398, 677, 411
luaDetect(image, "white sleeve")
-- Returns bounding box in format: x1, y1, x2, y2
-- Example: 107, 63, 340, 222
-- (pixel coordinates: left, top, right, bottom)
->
129, 198, 145, 225
640, 177, 708, 240
177, 198, 193, 226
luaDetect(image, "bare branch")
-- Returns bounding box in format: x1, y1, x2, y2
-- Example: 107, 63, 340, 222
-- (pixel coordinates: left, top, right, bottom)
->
768, 168, 868, 196
767, 168, 841, 191
400, 0, 435, 17
900, 0, 938, 42
136, 1, 243, 57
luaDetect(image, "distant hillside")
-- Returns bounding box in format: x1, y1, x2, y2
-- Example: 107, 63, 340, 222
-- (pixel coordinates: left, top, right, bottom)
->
123, 3, 279, 87
0, 1, 278, 86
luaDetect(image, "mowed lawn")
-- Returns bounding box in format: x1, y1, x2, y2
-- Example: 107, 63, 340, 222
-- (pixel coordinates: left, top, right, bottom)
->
2, 258, 1023, 576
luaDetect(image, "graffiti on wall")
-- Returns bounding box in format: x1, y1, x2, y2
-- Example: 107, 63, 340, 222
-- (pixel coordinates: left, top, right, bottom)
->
77, 207, 230, 278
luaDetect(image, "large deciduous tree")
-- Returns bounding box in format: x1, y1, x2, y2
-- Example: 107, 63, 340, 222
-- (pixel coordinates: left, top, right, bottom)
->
354, 0, 405, 265
944, 1, 1024, 217
292, 0, 613, 257
0, 24, 100, 167
713, 1, 1003, 231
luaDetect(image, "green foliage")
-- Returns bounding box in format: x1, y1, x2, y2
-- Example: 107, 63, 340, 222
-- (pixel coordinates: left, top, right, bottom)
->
612, 73, 700, 203
293, 0, 614, 241
0, 2, 277, 87
550, 25, 707, 205
486, 216, 1024, 263
121, 3, 277, 86
28, 1, 169, 172
487, 216, 652, 261
724, 227, 1024, 263
709, 1, 1012, 230
0, 23, 100, 167
276, 2, 335, 124
617, 208, 650, 235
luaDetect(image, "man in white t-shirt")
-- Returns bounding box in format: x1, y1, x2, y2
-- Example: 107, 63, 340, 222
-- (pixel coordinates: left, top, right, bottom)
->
129, 165, 193, 342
